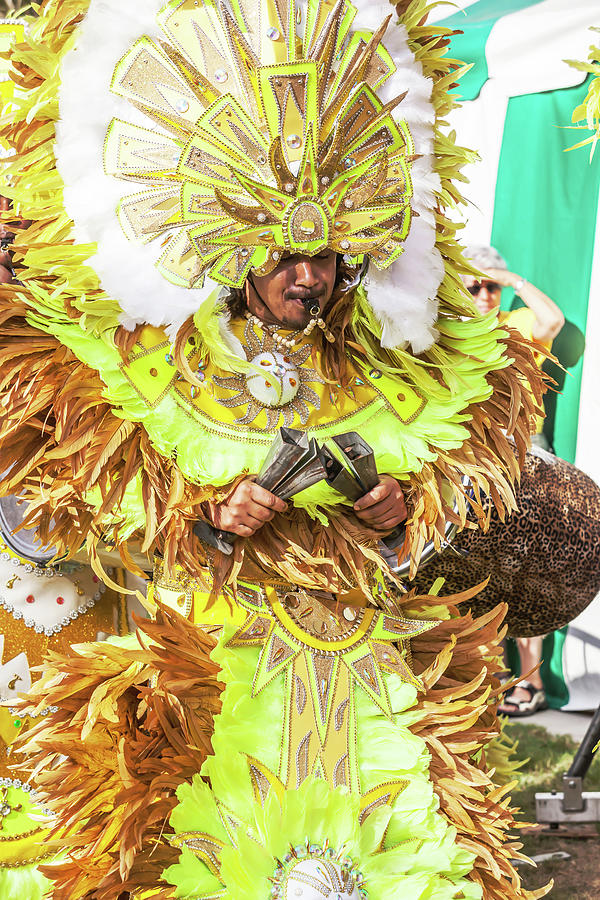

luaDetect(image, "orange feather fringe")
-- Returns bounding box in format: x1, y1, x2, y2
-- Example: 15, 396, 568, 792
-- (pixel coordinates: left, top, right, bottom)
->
15, 609, 223, 899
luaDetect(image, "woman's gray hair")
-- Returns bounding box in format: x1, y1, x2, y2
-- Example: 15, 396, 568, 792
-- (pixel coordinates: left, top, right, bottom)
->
465, 245, 507, 272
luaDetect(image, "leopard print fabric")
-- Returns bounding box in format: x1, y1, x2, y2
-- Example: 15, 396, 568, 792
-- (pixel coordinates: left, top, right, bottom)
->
410, 447, 600, 637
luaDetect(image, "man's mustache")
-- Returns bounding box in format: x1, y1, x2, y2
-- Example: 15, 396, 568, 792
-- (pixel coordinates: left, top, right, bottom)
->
284, 289, 324, 304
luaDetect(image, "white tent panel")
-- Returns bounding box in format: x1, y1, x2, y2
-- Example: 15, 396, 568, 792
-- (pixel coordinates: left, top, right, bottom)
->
561, 593, 600, 711
449, 80, 508, 246
486, 0, 597, 97
575, 196, 600, 484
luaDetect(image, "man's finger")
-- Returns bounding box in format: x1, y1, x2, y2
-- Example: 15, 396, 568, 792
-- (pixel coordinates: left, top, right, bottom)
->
366, 513, 404, 530
353, 482, 392, 511
231, 524, 255, 537
375, 517, 405, 532
355, 500, 400, 522
358, 494, 401, 516
249, 482, 287, 512
355, 506, 398, 525
245, 501, 275, 523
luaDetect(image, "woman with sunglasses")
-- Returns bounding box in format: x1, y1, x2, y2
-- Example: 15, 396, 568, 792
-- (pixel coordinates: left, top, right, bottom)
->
464, 245, 564, 344
464, 245, 565, 720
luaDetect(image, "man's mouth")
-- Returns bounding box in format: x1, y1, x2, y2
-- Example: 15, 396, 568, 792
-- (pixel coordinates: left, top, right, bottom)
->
285, 293, 321, 309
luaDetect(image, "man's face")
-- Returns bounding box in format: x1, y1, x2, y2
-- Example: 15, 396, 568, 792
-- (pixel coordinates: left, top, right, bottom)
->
246, 250, 338, 329
463, 274, 502, 315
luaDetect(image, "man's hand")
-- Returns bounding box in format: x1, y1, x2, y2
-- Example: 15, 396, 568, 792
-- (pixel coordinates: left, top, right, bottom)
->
353, 475, 407, 532
208, 478, 287, 538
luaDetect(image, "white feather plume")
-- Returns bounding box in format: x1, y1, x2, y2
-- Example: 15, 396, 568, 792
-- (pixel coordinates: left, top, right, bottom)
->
56, 0, 209, 338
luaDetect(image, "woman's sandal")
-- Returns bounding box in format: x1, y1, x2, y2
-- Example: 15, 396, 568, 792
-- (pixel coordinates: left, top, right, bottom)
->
498, 680, 548, 718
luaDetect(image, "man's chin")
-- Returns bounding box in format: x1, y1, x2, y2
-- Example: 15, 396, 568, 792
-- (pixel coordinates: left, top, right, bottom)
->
279, 301, 314, 329
475, 301, 499, 315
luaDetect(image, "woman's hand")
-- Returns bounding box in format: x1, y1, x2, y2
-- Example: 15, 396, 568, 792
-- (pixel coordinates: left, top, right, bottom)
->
353, 475, 407, 532
207, 479, 287, 538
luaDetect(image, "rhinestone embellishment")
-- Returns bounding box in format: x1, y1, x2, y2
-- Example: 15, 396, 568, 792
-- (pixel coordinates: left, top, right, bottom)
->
270, 841, 366, 899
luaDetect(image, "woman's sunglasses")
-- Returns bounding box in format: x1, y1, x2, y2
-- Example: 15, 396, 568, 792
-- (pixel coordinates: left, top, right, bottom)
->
467, 280, 501, 295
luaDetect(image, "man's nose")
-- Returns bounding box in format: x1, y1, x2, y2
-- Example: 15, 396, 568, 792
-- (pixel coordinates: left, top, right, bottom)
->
295, 259, 320, 288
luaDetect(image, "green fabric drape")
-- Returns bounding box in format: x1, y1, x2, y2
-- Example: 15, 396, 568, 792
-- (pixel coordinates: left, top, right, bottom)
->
493, 77, 600, 705
492, 75, 600, 463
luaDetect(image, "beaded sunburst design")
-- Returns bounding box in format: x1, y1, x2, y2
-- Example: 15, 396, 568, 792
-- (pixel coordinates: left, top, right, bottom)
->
213, 318, 324, 428
104, 0, 415, 290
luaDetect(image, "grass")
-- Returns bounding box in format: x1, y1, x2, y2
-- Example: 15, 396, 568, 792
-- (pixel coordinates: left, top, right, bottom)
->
504, 722, 600, 899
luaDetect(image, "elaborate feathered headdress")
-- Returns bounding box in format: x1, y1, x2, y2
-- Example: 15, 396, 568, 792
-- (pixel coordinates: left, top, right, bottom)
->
107, 0, 415, 284
57, 0, 443, 350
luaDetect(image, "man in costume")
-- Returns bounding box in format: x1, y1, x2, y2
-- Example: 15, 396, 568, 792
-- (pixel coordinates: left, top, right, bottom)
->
206, 252, 409, 541
0, 1, 553, 898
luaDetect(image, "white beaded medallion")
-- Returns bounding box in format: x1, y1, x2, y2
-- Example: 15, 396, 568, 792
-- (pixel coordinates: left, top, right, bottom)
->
213, 318, 323, 430
246, 351, 300, 408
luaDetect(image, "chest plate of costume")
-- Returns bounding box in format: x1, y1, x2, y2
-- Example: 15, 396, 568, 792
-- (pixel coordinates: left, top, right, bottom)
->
119, 320, 426, 437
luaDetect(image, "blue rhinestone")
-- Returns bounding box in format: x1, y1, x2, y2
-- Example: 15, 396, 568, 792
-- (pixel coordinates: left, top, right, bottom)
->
369, 368, 382, 379
165, 353, 175, 366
